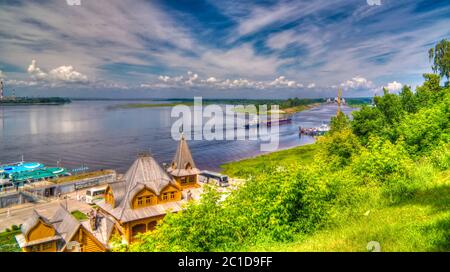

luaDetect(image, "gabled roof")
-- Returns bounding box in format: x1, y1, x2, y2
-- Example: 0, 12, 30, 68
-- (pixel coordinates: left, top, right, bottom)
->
21, 209, 52, 238
81, 214, 116, 248
167, 134, 200, 177
108, 180, 127, 207
99, 153, 179, 222
123, 153, 174, 195
50, 204, 81, 244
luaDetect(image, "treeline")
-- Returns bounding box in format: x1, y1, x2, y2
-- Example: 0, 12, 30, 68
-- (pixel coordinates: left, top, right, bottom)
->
0, 97, 71, 105
200, 98, 325, 109
115, 43, 450, 252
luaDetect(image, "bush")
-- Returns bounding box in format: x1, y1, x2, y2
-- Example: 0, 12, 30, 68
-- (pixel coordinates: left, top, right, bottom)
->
430, 143, 450, 170
131, 164, 332, 251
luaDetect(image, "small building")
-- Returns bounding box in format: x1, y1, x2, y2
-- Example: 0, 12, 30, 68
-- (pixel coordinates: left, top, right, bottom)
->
15, 205, 108, 252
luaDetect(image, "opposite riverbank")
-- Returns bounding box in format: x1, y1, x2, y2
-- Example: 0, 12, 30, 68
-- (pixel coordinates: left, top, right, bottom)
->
108, 98, 326, 114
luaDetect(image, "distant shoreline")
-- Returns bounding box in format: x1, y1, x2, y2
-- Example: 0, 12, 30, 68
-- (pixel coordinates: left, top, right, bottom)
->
0, 97, 71, 106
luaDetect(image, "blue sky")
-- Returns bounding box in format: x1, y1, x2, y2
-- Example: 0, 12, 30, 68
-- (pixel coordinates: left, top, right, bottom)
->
0, 0, 449, 98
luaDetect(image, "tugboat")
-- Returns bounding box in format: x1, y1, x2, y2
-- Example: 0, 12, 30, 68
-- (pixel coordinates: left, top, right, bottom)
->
245, 115, 292, 129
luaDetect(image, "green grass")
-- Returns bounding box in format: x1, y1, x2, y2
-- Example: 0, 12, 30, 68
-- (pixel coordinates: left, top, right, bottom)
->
71, 210, 88, 221
0, 230, 21, 252
221, 144, 319, 178
222, 143, 450, 252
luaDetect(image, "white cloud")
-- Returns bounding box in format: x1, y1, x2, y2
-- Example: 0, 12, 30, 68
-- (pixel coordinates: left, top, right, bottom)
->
185, 71, 199, 85
158, 75, 171, 82
149, 72, 304, 90
385, 81, 402, 92
307, 83, 316, 88
340, 76, 374, 90
266, 30, 298, 50
5, 79, 38, 87
49, 65, 88, 83
27, 60, 48, 80
206, 77, 217, 83
0, 70, 5, 79
270, 76, 302, 88
27, 59, 88, 83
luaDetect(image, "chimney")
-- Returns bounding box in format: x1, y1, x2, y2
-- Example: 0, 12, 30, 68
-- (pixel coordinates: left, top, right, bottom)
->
88, 209, 98, 230
186, 190, 192, 201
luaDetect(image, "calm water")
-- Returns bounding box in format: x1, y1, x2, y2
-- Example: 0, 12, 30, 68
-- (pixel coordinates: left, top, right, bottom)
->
0, 101, 356, 172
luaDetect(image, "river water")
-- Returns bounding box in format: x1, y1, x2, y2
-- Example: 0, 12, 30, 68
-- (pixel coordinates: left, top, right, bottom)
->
0, 101, 356, 172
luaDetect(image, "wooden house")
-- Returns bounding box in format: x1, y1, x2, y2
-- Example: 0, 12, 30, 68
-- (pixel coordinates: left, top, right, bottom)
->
97, 136, 201, 244
15, 205, 107, 252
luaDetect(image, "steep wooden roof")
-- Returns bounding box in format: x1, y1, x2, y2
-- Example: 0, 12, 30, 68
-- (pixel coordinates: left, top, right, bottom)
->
50, 204, 81, 245
98, 153, 180, 222
20, 209, 52, 239
167, 134, 200, 177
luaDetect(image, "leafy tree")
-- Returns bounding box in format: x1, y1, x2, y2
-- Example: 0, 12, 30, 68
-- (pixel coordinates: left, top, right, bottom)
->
329, 111, 350, 134
415, 73, 443, 107
351, 105, 385, 144
429, 39, 450, 81
374, 88, 403, 125
399, 85, 416, 113
318, 128, 361, 168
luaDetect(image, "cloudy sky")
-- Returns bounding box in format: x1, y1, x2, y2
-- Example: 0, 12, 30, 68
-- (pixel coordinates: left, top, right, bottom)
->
0, 0, 449, 98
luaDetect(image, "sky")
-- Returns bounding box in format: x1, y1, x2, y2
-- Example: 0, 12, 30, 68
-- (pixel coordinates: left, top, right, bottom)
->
0, 0, 449, 99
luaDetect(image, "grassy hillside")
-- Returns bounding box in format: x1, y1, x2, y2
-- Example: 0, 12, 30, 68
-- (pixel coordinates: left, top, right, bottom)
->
222, 144, 449, 252
247, 170, 450, 252
221, 144, 318, 178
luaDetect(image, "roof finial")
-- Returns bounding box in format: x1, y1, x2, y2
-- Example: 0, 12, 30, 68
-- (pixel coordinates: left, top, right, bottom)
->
179, 124, 184, 139
337, 87, 342, 116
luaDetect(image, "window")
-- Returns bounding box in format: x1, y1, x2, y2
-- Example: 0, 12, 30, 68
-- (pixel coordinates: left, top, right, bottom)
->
162, 193, 168, 201
170, 192, 175, 199
180, 177, 187, 184
188, 176, 195, 183
131, 224, 146, 238
42, 242, 53, 251
145, 196, 152, 204
147, 221, 157, 231
31, 245, 40, 252
137, 197, 143, 205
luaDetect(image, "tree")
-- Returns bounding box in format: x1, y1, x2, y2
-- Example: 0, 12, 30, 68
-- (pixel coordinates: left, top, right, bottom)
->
329, 111, 350, 134
429, 39, 450, 82
374, 88, 403, 125
399, 85, 416, 113
415, 73, 442, 107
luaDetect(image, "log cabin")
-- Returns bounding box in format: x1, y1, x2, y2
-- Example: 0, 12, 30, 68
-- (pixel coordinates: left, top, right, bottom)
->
15, 205, 108, 252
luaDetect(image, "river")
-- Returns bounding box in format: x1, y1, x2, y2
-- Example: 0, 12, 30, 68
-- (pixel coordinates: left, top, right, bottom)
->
0, 101, 356, 172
